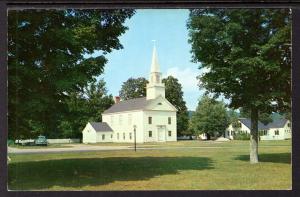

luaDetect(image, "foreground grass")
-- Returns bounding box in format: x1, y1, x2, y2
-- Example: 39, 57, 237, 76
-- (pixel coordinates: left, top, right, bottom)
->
8, 140, 291, 190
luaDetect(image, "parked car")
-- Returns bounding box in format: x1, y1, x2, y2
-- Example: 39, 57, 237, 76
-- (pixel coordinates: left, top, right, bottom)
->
34, 135, 48, 146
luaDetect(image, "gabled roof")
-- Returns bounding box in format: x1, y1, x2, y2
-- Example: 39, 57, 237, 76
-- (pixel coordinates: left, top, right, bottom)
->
103, 97, 152, 114
103, 96, 177, 114
89, 122, 113, 132
266, 118, 288, 128
239, 118, 269, 130
239, 118, 288, 130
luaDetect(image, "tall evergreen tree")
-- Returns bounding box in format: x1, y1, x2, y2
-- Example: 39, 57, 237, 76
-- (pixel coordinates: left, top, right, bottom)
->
187, 9, 291, 163
8, 9, 134, 138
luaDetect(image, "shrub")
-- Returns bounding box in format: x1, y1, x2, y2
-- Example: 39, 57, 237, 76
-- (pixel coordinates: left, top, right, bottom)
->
233, 132, 250, 140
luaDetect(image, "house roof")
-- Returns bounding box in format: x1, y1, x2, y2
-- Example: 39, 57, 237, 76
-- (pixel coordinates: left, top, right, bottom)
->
239, 118, 269, 130
239, 118, 288, 130
266, 118, 288, 128
89, 122, 113, 132
103, 97, 152, 114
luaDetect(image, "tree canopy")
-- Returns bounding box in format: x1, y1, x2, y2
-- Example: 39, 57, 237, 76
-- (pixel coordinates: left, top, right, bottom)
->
190, 95, 229, 139
119, 77, 148, 100
187, 9, 291, 163
8, 9, 135, 139
162, 76, 189, 136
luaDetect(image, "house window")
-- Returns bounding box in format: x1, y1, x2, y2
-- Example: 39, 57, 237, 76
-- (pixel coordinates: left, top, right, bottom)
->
111, 134, 113, 138
148, 117, 152, 124
123, 132, 125, 140
117, 133, 119, 140
129, 133, 132, 140
263, 130, 268, 135
275, 130, 279, 135
149, 131, 152, 137
128, 114, 132, 125
157, 102, 162, 105
287, 123, 291, 127
102, 134, 105, 140
168, 117, 171, 124
168, 130, 172, 137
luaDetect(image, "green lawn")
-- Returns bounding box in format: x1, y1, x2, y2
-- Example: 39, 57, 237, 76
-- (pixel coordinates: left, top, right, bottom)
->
8, 140, 291, 190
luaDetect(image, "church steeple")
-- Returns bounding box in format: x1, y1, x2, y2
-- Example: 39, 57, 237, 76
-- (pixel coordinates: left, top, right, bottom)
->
150, 46, 160, 73
146, 45, 165, 100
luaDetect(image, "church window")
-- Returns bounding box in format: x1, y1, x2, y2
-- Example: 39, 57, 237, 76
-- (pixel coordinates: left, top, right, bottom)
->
287, 123, 291, 127
168, 117, 171, 124
111, 134, 113, 138
156, 74, 160, 83
275, 130, 279, 135
148, 117, 152, 124
129, 133, 132, 140
168, 131, 172, 137
123, 132, 125, 140
102, 134, 105, 140
157, 102, 162, 105
149, 131, 152, 137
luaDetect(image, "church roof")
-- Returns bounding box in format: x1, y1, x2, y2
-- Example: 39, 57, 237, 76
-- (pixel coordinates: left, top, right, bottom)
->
103, 97, 151, 114
89, 122, 113, 132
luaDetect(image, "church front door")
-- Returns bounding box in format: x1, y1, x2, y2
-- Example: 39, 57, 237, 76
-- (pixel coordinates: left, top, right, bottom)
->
157, 126, 166, 142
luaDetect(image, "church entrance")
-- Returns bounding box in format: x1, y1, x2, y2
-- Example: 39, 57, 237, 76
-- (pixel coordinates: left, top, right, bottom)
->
157, 125, 166, 142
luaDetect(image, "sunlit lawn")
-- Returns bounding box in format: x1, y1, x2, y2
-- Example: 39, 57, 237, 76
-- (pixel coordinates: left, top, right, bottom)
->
8, 140, 291, 190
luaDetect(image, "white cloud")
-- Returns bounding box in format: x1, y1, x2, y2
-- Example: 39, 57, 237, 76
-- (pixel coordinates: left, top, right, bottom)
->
163, 67, 199, 92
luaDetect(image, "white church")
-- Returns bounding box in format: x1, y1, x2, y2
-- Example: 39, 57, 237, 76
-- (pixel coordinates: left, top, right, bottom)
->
82, 46, 178, 143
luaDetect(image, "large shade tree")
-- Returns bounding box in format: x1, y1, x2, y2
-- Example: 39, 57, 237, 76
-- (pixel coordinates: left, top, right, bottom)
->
190, 95, 229, 140
119, 77, 148, 100
187, 9, 291, 163
8, 9, 135, 139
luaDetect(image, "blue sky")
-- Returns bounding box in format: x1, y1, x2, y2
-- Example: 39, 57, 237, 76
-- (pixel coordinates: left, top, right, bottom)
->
94, 9, 206, 110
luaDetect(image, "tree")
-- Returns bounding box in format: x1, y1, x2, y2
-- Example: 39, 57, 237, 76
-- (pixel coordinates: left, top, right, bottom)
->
162, 76, 189, 136
190, 95, 229, 140
60, 79, 114, 139
239, 108, 273, 125
187, 9, 291, 163
119, 77, 148, 100
8, 9, 134, 139
85, 79, 114, 123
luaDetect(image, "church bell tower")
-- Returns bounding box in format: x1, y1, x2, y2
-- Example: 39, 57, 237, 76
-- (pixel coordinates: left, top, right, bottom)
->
146, 46, 165, 100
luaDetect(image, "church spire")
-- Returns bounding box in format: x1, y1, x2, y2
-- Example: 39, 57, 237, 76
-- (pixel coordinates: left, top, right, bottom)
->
150, 45, 160, 73
146, 44, 165, 100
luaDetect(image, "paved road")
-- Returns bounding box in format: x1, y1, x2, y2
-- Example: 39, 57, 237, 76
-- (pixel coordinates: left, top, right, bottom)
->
7, 144, 235, 154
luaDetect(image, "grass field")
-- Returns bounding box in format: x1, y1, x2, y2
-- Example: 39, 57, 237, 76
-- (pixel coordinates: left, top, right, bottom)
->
8, 140, 291, 190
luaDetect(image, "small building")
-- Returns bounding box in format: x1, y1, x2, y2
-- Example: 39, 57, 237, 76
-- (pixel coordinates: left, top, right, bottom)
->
225, 118, 291, 140
82, 122, 113, 143
82, 46, 177, 143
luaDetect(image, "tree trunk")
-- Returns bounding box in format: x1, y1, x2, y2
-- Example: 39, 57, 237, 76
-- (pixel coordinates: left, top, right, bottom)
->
250, 107, 259, 164
206, 133, 210, 140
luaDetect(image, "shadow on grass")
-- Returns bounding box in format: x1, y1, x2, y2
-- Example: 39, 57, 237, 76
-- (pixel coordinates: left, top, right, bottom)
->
235, 153, 291, 164
8, 156, 213, 190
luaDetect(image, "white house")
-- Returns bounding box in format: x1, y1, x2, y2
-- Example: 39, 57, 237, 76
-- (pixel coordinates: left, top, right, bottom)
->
225, 118, 291, 140
82, 46, 177, 143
